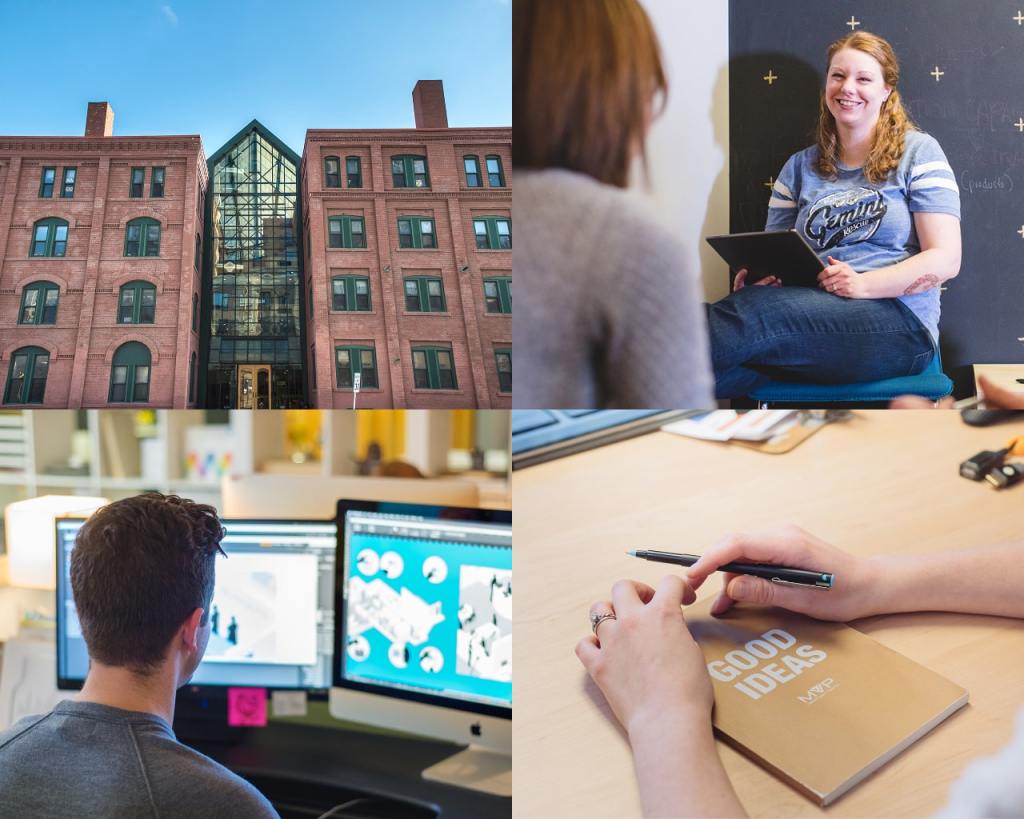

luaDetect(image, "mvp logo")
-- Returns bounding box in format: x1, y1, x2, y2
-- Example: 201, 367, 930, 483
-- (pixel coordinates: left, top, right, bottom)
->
797, 677, 839, 704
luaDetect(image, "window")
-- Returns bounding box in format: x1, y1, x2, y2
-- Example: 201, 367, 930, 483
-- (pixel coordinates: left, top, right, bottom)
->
4, 347, 49, 404
474, 216, 511, 250
335, 345, 378, 389
129, 167, 145, 198
397, 217, 436, 249
151, 167, 165, 198
391, 155, 429, 188
495, 349, 512, 393
109, 342, 151, 403
486, 155, 506, 187
404, 277, 446, 312
191, 292, 199, 332
346, 156, 362, 188
327, 215, 366, 249
61, 168, 77, 198
39, 167, 56, 198
194, 234, 201, 270
464, 155, 481, 188
29, 218, 68, 257
188, 352, 197, 403
118, 281, 156, 324
124, 218, 161, 257
332, 276, 371, 311
483, 277, 512, 313
324, 156, 341, 188
411, 346, 457, 389
19, 282, 59, 325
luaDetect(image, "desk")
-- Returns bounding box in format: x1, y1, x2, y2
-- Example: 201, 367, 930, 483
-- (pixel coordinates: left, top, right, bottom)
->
514, 411, 1024, 818
973, 363, 1024, 396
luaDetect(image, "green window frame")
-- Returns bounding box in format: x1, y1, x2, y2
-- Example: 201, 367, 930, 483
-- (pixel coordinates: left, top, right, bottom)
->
19, 281, 59, 325
191, 292, 199, 332
4, 346, 49, 405
124, 218, 161, 257
474, 216, 511, 250
117, 280, 156, 324
397, 217, 436, 249
464, 155, 481, 188
129, 167, 145, 198
109, 342, 151, 403
150, 167, 165, 198
324, 156, 341, 188
404, 276, 446, 312
61, 167, 77, 198
327, 215, 366, 249
39, 167, 56, 198
483, 277, 512, 314
391, 154, 429, 188
335, 345, 379, 389
495, 349, 512, 393
411, 346, 457, 390
346, 156, 362, 188
486, 155, 506, 187
29, 218, 68, 257
332, 275, 371, 311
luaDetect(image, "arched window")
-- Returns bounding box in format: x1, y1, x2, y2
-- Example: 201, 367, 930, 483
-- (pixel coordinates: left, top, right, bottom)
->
29, 217, 68, 257
4, 346, 49, 405
192, 292, 199, 332
464, 155, 481, 187
117, 281, 156, 324
188, 351, 197, 404
19, 281, 60, 325
486, 155, 506, 187
324, 156, 341, 188
124, 217, 161, 257
109, 342, 151, 403
346, 156, 362, 188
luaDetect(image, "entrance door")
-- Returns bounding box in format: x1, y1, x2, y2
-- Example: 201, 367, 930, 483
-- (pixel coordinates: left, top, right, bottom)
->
237, 364, 272, 409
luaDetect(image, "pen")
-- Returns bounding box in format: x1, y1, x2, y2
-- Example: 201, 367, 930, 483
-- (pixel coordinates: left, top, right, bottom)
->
626, 549, 834, 589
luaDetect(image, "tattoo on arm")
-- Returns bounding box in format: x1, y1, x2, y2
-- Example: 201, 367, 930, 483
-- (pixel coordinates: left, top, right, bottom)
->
903, 274, 940, 296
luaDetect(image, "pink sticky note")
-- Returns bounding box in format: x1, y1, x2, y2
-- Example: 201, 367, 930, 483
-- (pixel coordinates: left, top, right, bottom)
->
227, 687, 267, 727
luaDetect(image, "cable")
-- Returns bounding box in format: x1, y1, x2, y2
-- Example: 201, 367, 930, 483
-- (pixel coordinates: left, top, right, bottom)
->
316, 796, 386, 819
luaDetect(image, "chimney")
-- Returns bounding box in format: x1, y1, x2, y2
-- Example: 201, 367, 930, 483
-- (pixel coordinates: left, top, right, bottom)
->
85, 102, 114, 137
412, 80, 448, 129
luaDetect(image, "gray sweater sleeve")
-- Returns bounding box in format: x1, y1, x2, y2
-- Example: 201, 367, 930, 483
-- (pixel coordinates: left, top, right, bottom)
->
592, 198, 714, 408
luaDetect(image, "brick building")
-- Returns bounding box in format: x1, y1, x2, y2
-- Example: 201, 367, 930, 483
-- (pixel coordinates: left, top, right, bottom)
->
1, 82, 510, 408
0, 103, 207, 408
303, 80, 511, 409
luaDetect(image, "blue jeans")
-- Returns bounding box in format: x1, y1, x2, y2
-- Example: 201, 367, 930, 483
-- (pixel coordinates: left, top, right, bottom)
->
706, 287, 936, 399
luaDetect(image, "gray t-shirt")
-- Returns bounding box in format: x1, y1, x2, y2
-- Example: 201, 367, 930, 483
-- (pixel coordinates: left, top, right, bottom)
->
515, 168, 714, 409
0, 700, 279, 819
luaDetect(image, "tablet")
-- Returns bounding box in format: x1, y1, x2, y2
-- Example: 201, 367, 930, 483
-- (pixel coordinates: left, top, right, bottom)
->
706, 229, 825, 288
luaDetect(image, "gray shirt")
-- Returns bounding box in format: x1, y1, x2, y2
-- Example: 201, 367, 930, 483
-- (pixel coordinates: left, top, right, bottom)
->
515, 169, 714, 409
0, 700, 279, 819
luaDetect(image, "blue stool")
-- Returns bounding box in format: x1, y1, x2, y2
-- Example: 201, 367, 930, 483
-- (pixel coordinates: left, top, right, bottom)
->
749, 350, 953, 406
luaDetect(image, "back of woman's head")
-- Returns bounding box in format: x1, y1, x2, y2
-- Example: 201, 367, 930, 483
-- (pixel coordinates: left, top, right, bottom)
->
815, 30, 917, 184
513, 0, 667, 188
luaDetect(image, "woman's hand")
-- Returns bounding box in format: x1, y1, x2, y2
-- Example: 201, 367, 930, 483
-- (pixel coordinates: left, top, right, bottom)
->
733, 268, 781, 291
575, 576, 711, 736
686, 525, 882, 622
818, 256, 870, 298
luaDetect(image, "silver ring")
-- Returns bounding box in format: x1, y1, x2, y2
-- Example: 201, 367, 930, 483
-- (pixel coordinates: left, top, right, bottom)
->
590, 612, 617, 635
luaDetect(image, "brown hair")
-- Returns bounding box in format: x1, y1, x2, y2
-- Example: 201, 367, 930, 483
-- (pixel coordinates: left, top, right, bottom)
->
815, 31, 917, 184
513, 0, 667, 188
71, 493, 226, 674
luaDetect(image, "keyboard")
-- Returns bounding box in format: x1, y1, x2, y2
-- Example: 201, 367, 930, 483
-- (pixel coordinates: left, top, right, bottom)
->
512, 410, 699, 469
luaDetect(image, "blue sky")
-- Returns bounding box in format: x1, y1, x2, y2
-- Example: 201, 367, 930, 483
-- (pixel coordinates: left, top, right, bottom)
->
0, 0, 511, 155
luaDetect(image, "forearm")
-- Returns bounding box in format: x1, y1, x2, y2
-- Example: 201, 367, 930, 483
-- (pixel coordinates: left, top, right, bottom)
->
867, 541, 1024, 618
629, 710, 746, 819
858, 248, 959, 298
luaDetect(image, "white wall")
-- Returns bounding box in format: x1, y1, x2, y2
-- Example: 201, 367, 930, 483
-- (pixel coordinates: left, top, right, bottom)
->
637, 1, 731, 301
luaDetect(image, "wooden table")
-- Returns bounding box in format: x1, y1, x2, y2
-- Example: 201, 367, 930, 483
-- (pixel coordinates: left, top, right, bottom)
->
973, 363, 1024, 397
514, 411, 1024, 818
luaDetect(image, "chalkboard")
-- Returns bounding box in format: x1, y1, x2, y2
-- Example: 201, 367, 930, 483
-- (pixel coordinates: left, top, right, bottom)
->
729, 0, 1024, 390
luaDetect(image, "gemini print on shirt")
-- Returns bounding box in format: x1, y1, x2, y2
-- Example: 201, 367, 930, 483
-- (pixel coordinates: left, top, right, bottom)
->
803, 187, 887, 251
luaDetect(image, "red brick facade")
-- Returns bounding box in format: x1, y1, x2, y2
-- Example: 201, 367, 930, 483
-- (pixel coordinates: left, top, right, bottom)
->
303, 84, 512, 409
0, 105, 207, 408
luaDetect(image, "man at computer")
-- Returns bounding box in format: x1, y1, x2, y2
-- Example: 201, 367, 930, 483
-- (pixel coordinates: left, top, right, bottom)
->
0, 493, 279, 818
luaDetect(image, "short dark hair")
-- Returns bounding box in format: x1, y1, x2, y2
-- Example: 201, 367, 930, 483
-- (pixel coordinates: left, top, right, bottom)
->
70, 493, 226, 674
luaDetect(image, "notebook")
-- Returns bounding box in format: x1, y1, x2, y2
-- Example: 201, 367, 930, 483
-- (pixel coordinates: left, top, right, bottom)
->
687, 600, 968, 805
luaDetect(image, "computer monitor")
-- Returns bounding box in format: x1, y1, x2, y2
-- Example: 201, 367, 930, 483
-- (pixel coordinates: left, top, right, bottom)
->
56, 517, 337, 691
332, 499, 512, 797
